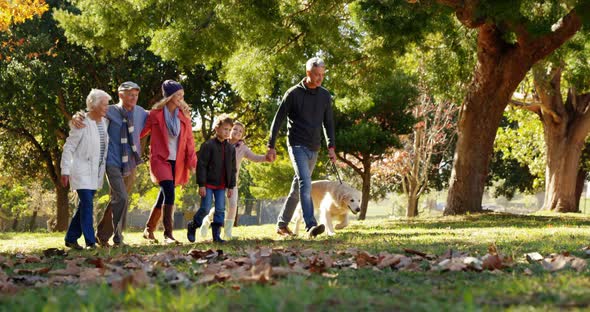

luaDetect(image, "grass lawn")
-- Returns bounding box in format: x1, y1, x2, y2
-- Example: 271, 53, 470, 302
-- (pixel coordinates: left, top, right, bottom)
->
2, 213, 590, 311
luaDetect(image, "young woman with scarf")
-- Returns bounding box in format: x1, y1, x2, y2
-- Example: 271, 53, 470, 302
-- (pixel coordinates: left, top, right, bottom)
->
140, 80, 197, 244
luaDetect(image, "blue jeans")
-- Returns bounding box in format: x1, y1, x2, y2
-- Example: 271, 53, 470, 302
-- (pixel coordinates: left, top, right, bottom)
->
65, 189, 96, 246
277, 146, 318, 231
192, 188, 226, 226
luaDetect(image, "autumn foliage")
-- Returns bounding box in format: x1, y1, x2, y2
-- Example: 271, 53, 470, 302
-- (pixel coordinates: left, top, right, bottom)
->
0, 0, 49, 32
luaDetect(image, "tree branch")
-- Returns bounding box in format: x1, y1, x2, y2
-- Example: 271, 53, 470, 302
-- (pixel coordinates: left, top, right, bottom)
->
337, 153, 363, 176
527, 9, 581, 61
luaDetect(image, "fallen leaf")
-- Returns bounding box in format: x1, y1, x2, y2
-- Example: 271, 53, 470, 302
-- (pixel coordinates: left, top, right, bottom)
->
111, 270, 149, 293
43, 248, 67, 258
259, 247, 272, 258
570, 257, 587, 272
394, 256, 413, 270
79, 268, 104, 284
463, 257, 483, 271
355, 251, 378, 267
13, 267, 51, 275
49, 259, 82, 276
525, 252, 544, 262
488, 243, 499, 256
86, 258, 105, 269
377, 254, 402, 269
541, 255, 569, 272
0, 256, 14, 268
482, 254, 503, 270
24, 255, 41, 263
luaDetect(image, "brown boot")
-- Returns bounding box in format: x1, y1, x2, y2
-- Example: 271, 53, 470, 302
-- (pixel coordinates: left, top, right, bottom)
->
162, 204, 179, 244
143, 207, 162, 243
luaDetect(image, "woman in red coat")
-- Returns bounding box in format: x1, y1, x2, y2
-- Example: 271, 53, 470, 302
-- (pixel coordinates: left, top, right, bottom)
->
140, 80, 197, 244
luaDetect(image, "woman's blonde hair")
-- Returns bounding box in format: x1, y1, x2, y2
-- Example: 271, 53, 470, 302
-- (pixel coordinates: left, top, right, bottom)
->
152, 94, 191, 118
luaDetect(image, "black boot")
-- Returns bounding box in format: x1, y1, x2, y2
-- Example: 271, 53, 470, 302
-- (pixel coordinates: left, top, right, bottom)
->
187, 219, 201, 243
211, 223, 225, 243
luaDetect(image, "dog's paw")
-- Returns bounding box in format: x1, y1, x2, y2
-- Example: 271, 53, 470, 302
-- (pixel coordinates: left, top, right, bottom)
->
327, 231, 336, 236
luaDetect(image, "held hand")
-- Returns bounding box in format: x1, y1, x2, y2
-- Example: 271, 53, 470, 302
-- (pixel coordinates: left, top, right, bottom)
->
179, 102, 191, 118
227, 189, 233, 198
199, 187, 206, 197
266, 147, 276, 162
61, 175, 69, 187
328, 147, 337, 163
71, 111, 86, 129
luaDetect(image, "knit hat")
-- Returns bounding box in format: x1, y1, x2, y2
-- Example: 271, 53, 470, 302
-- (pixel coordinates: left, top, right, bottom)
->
162, 80, 183, 98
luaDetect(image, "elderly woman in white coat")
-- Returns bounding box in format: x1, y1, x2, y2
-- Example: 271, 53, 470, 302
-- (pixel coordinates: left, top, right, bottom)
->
61, 89, 110, 250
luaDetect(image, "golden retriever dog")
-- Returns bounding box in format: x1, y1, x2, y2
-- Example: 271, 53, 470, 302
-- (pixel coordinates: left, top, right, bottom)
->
292, 180, 361, 236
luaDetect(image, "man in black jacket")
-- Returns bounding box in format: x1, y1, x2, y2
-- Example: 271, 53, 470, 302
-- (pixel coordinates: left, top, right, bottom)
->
266, 57, 336, 238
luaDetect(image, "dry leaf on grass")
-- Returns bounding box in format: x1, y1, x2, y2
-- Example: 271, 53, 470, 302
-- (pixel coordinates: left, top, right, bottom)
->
79, 268, 104, 284
0, 269, 19, 295
542, 255, 570, 272
110, 270, 149, 293
13, 267, 51, 275
49, 259, 83, 276
525, 252, 544, 262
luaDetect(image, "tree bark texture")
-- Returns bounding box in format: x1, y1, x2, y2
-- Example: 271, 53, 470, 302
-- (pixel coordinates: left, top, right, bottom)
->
358, 158, 372, 220
55, 184, 70, 231
536, 69, 590, 212
444, 8, 581, 215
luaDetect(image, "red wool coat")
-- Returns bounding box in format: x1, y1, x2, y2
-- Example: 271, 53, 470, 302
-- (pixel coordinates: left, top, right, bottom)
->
140, 108, 197, 186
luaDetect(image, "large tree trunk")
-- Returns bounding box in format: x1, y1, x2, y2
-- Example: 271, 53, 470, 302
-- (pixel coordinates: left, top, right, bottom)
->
12, 216, 18, 231
55, 184, 70, 231
446, 25, 529, 215
28, 209, 38, 231
406, 194, 419, 217
358, 158, 371, 220
539, 81, 590, 212
544, 141, 583, 212
445, 10, 581, 214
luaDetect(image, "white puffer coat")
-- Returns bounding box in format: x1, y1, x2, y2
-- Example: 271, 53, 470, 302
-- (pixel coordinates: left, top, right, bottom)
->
60, 115, 108, 190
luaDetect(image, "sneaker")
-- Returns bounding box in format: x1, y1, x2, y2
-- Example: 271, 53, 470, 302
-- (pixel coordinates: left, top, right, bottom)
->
187, 221, 197, 243
276, 226, 295, 237
85, 244, 97, 250
308, 224, 325, 238
65, 241, 83, 250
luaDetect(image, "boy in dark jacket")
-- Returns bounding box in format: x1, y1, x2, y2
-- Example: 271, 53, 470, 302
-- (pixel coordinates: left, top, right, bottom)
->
187, 114, 236, 242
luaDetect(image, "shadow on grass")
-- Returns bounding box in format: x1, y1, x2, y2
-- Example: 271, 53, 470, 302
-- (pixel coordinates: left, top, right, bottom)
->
349, 213, 590, 231
0, 233, 13, 240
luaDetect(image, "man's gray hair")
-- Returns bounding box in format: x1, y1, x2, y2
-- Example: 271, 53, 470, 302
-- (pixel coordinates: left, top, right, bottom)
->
306, 57, 325, 71
86, 89, 111, 111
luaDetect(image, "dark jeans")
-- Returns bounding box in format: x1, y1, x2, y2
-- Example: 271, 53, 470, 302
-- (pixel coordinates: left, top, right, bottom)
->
65, 189, 96, 246
192, 188, 226, 226
155, 160, 176, 206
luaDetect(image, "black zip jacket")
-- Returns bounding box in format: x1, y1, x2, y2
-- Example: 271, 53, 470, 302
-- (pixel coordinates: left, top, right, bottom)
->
267, 78, 335, 151
196, 138, 236, 189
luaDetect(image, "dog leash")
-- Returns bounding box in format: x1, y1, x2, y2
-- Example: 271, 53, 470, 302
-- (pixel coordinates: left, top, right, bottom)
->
331, 161, 343, 185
